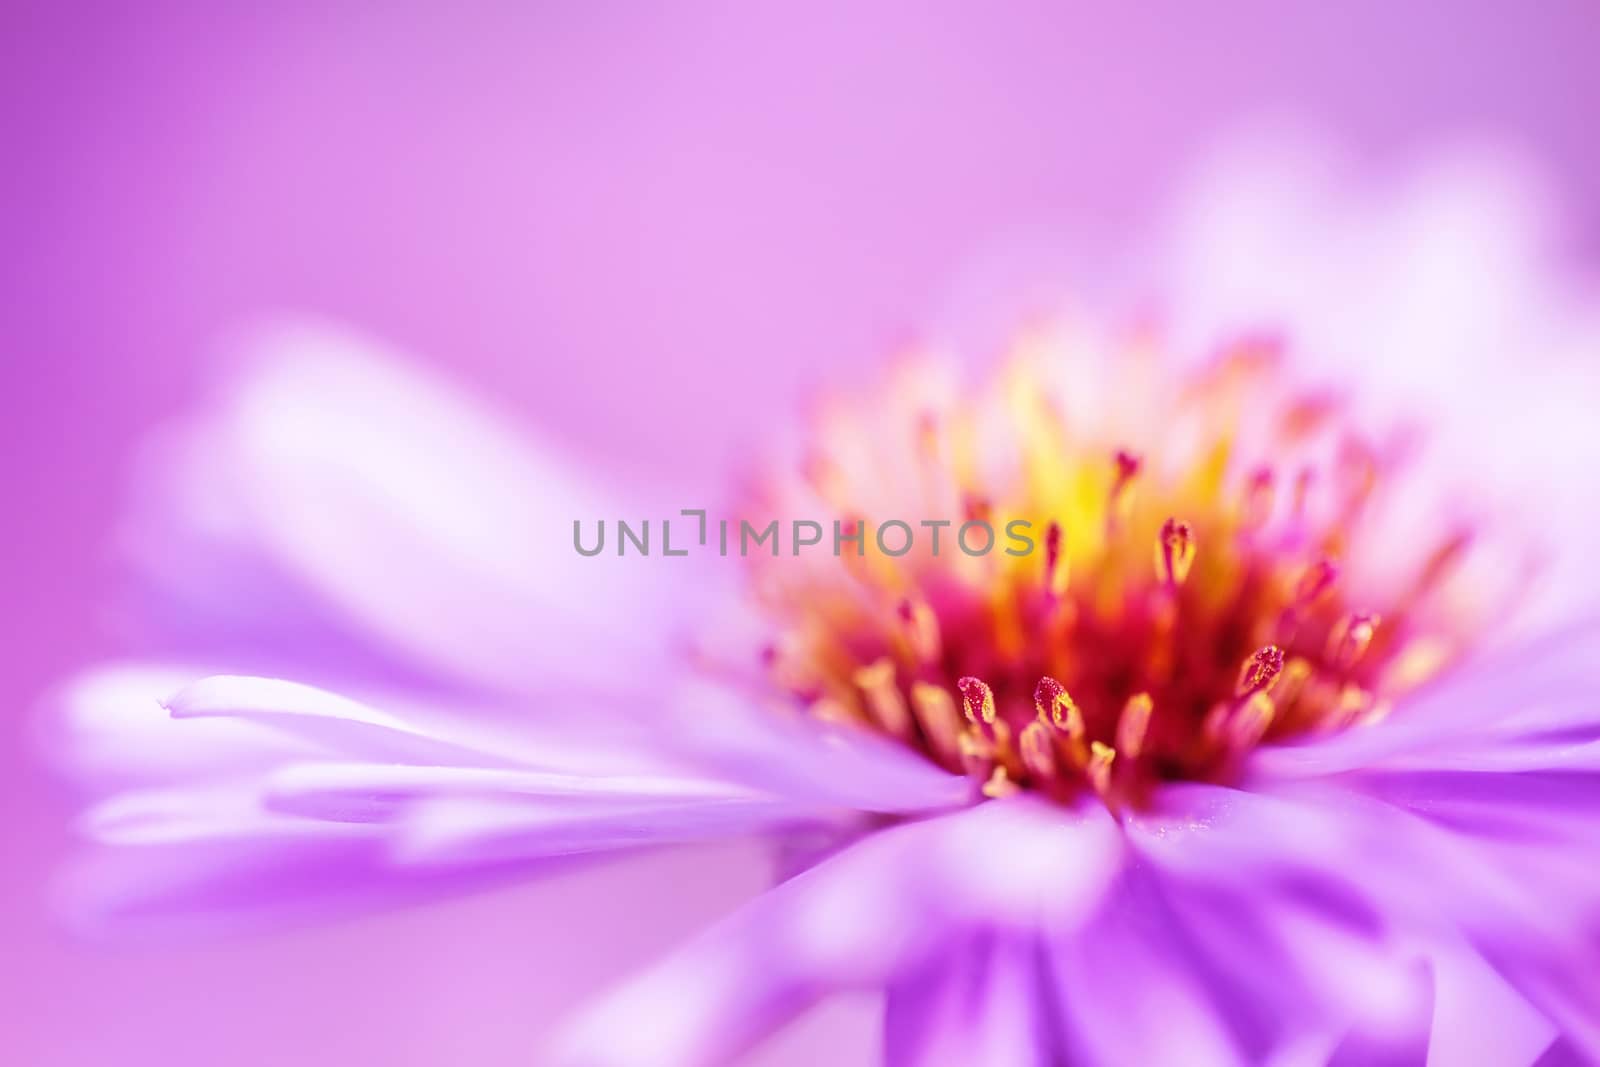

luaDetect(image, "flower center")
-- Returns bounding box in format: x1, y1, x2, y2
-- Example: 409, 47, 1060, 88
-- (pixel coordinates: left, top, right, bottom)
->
742, 333, 1480, 809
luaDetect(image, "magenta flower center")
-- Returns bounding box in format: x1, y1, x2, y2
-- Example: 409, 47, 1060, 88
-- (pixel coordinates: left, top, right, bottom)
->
746, 338, 1477, 809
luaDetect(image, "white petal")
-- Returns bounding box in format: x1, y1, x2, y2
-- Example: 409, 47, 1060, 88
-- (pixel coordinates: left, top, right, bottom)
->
37, 663, 323, 790
81, 783, 364, 846
129, 316, 711, 695
164, 674, 527, 765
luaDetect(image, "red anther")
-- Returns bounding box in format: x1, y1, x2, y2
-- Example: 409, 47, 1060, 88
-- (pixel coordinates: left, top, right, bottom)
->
897, 597, 942, 663
1243, 467, 1275, 529
1415, 529, 1474, 593
1114, 449, 1142, 483
1236, 645, 1286, 697
1044, 521, 1068, 595
1330, 612, 1380, 668
1033, 676, 1083, 736
1295, 558, 1341, 605
1292, 467, 1315, 517
957, 676, 997, 725
1156, 518, 1196, 586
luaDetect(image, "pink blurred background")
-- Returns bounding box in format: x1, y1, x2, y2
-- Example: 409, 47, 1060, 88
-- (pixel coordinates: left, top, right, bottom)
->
4, 3, 1598, 1063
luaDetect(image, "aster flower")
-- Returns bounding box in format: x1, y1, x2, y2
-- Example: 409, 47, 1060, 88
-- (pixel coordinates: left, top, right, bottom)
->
44, 144, 1600, 1066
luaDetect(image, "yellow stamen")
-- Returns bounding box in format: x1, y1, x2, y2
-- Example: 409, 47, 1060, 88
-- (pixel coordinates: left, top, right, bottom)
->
808, 696, 852, 725
910, 682, 964, 766
1117, 692, 1154, 759
1227, 690, 1276, 748
1108, 449, 1142, 532
1328, 612, 1380, 669
1043, 521, 1070, 598
801, 452, 847, 506
751, 348, 1475, 811
897, 598, 943, 664
1411, 530, 1472, 598
1273, 656, 1314, 711
1242, 467, 1275, 530
1386, 637, 1453, 691
1156, 518, 1196, 587
1335, 683, 1372, 727
1018, 720, 1058, 783
852, 658, 911, 738
957, 727, 994, 777
1292, 467, 1314, 519
914, 410, 940, 462
1294, 558, 1341, 607
1087, 741, 1117, 796
981, 766, 1021, 798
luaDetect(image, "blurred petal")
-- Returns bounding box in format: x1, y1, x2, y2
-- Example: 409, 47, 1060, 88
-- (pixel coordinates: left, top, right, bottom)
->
1250, 619, 1600, 780
55, 668, 972, 934
657, 679, 970, 817
554, 799, 1121, 1067
1162, 130, 1600, 630
83, 782, 365, 846
1428, 938, 1557, 1067
152, 672, 967, 817
64, 763, 795, 937
883, 936, 1057, 1067
56, 831, 397, 939
127, 317, 712, 695
35, 662, 321, 791
164, 674, 524, 765
1037, 857, 1257, 1067
1135, 780, 1600, 1059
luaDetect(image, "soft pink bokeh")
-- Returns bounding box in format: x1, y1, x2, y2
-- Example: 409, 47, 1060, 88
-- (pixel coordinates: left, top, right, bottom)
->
5, 3, 1598, 1063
